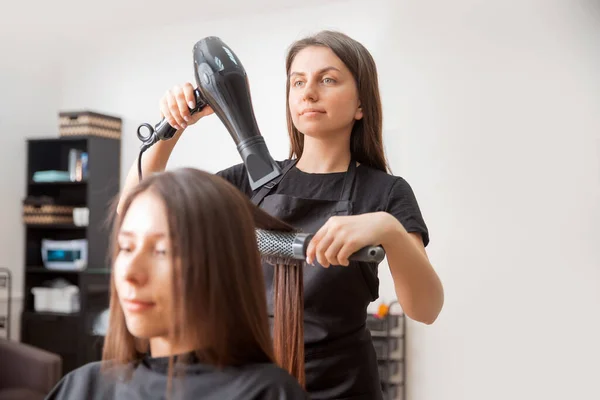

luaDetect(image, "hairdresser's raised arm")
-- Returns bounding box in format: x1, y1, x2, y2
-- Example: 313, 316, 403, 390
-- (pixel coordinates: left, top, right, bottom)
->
118, 83, 213, 214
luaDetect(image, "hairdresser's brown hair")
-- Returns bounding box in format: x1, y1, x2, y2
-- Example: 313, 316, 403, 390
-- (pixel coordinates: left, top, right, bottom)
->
102, 168, 304, 387
285, 30, 389, 172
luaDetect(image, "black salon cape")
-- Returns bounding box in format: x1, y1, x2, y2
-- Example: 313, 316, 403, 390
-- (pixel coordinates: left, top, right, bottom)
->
45, 355, 309, 400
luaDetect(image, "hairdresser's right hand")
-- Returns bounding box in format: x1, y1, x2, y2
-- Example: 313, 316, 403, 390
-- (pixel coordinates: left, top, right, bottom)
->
160, 82, 214, 131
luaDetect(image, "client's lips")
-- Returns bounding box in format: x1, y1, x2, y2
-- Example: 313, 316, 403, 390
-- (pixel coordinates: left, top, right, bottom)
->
123, 299, 155, 312
301, 108, 325, 115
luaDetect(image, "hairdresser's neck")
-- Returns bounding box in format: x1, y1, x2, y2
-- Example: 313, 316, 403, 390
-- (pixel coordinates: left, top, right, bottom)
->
150, 337, 196, 358
296, 134, 351, 174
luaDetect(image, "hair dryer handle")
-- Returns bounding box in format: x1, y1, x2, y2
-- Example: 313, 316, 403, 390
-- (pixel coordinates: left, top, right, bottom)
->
137, 88, 207, 144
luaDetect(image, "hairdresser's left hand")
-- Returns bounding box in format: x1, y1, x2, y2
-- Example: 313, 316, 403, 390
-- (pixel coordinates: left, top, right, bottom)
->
306, 212, 402, 267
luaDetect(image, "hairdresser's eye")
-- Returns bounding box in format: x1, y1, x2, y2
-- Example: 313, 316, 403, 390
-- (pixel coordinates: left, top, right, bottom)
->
293, 80, 304, 87
323, 77, 336, 84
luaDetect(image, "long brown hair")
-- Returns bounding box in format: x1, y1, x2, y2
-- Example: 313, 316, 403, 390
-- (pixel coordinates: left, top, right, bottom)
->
285, 30, 389, 172
102, 168, 304, 388
271, 254, 304, 387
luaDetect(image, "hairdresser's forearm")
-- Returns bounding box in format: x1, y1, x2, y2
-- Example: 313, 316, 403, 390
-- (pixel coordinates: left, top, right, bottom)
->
380, 214, 444, 324
117, 129, 184, 213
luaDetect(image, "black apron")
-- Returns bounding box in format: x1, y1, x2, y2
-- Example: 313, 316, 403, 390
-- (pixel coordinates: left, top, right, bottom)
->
251, 160, 383, 400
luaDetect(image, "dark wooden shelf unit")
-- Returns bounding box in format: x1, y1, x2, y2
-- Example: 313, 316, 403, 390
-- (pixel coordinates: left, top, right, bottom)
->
20, 135, 120, 375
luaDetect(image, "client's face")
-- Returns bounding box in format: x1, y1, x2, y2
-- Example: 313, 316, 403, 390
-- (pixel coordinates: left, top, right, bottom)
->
114, 191, 174, 339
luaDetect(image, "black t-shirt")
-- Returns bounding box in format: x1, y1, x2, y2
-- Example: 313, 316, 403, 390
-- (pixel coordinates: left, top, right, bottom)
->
45, 356, 309, 400
217, 159, 429, 247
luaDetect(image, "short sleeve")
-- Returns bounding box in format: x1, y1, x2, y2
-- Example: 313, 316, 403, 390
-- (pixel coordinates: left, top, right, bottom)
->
385, 177, 430, 247
215, 162, 253, 197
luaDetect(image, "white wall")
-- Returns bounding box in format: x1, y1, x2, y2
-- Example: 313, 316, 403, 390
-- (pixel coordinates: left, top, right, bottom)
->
22, 0, 600, 399
389, 2, 600, 399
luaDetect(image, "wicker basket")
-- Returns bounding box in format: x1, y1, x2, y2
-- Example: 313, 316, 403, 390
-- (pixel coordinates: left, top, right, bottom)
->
59, 111, 122, 140
23, 204, 75, 225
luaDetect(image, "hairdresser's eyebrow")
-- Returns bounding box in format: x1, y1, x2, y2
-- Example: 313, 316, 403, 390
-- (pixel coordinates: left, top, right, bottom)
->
289, 66, 341, 78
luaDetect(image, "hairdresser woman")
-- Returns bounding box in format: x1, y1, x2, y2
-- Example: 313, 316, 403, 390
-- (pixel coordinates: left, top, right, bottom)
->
118, 30, 444, 400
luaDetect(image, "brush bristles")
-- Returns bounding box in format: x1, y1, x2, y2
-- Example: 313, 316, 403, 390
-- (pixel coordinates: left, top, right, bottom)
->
262, 255, 304, 267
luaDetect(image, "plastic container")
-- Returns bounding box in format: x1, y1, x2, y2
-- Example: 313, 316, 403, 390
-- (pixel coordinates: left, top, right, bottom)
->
31, 286, 80, 314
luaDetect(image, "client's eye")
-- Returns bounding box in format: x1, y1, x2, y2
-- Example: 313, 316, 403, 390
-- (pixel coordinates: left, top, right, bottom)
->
118, 244, 132, 253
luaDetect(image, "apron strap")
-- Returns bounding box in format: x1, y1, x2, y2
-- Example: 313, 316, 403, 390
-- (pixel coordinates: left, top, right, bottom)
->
339, 160, 357, 202
332, 160, 358, 215
251, 159, 298, 206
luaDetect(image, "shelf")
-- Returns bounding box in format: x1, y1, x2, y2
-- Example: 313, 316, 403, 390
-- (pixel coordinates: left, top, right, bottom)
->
26, 267, 80, 274
23, 310, 81, 318
26, 267, 110, 275
85, 269, 111, 275
28, 180, 87, 186
27, 136, 88, 143
25, 224, 86, 230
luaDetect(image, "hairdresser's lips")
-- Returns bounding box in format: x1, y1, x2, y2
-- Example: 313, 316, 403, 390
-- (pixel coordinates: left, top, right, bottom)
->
122, 299, 156, 312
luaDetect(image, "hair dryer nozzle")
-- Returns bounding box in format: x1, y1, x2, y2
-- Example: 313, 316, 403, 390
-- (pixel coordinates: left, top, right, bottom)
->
237, 137, 282, 190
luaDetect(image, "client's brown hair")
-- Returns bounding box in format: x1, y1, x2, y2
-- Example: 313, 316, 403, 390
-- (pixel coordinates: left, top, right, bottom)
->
102, 168, 304, 387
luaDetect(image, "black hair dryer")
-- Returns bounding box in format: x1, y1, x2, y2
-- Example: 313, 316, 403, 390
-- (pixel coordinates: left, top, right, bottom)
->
137, 36, 281, 189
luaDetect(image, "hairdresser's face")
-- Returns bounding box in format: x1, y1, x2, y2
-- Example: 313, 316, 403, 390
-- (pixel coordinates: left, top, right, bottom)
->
288, 46, 362, 140
114, 191, 174, 340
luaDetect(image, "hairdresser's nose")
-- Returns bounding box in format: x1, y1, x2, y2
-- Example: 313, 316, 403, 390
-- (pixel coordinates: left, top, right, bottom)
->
302, 78, 319, 102
119, 250, 150, 287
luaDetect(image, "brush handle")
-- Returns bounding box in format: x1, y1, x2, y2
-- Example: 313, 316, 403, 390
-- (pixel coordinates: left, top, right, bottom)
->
345, 245, 386, 263
304, 234, 386, 264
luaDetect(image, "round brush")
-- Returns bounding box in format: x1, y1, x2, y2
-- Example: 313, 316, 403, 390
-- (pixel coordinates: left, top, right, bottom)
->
256, 229, 386, 266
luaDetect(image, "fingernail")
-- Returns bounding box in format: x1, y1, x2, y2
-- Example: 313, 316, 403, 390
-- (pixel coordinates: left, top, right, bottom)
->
184, 116, 190, 122
181, 123, 187, 129
188, 101, 195, 108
